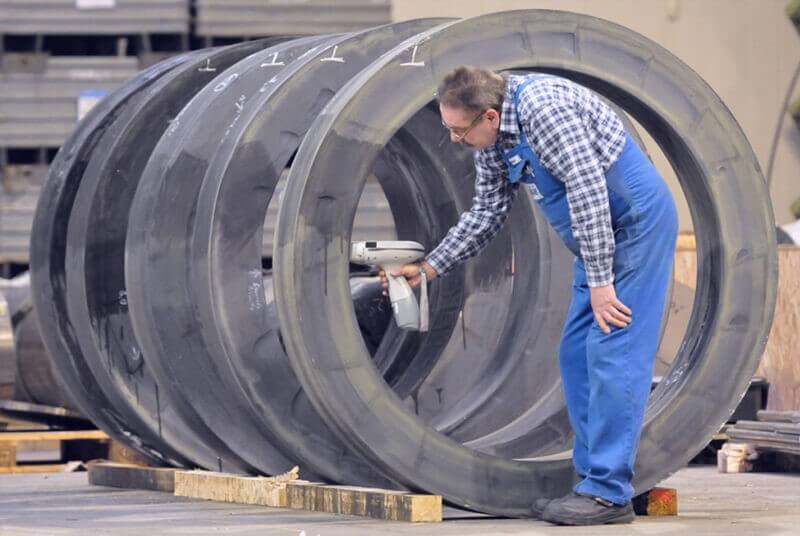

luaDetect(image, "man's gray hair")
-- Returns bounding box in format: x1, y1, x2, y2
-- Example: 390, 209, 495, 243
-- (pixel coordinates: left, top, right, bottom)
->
437, 66, 505, 113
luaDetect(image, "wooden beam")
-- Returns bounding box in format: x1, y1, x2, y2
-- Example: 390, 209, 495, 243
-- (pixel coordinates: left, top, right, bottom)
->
286, 482, 442, 522
107, 440, 152, 465
632, 487, 678, 516
88, 462, 177, 492
174, 470, 293, 507
0, 442, 14, 466
0, 463, 79, 474
173, 466, 300, 507
88, 464, 442, 523
0, 430, 109, 442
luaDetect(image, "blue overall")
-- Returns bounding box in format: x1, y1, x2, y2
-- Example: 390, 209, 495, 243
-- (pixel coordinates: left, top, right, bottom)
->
499, 78, 678, 504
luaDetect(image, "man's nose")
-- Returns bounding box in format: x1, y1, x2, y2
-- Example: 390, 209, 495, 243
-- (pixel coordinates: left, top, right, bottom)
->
450, 131, 461, 143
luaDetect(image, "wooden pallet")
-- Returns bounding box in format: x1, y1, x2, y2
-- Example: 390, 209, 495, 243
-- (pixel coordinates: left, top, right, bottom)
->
88, 461, 176, 492
0, 429, 110, 473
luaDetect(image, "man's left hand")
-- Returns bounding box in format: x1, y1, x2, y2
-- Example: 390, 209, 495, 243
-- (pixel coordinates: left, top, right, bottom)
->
589, 284, 632, 334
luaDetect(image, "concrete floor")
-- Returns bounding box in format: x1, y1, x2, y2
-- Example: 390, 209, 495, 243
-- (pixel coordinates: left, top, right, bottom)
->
0, 466, 798, 535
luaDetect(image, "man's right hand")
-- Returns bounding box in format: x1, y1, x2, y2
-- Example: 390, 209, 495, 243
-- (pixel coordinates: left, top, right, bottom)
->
589, 283, 632, 334
379, 261, 438, 294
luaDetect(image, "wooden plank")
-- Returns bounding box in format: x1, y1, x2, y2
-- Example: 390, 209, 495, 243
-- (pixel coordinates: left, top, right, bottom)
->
88, 462, 176, 493
0, 463, 76, 474
0, 442, 16, 467
388, 493, 443, 523
174, 467, 300, 507
633, 487, 678, 516
173, 469, 442, 522
286, 482, 442, 522
0, 415, 46, 430
16, 439, 60, 453
644, 488, 678, 516
1, 432, 110, 468
108, 440, 152, 466
0, 430, 109, 442
286, 480, 324, 511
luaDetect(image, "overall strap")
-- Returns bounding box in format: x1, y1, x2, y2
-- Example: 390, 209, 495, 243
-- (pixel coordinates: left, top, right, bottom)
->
496, 73, 551, 154
512, 74, 550, 145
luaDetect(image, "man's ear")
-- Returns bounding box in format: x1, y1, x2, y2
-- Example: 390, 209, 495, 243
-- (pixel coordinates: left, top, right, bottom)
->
486, 109, 500, 126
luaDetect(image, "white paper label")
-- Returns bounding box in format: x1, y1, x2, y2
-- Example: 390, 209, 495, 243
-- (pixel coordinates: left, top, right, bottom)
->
77, 90, 108, 121
526, 182, 544, 201
76, 0, 116, 9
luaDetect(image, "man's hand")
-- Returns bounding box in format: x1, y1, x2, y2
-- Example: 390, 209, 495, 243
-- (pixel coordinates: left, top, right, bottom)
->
589, 284, 632, 334
379, 261, 438, 294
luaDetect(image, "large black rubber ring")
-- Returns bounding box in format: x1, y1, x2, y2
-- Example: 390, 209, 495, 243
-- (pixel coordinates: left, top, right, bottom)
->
273, 10, 777, 515
30, 51, 204, 466
65, 41, 290, 472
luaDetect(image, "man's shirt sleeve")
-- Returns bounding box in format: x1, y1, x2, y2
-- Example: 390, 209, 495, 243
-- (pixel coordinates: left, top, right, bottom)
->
425, 149, 518, 276
527, 103, 616, 287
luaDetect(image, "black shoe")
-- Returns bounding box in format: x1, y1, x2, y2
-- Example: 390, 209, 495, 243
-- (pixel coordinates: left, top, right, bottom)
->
530, 497, 552, 518
530, 491, 580, 518
542, 493, 635, 525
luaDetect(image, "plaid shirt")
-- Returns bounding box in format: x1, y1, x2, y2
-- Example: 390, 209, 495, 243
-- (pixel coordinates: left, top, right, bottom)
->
426, 74, 626, 287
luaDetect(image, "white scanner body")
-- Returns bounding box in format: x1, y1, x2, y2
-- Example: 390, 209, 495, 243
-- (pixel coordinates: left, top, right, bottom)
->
350, 240, 426, 331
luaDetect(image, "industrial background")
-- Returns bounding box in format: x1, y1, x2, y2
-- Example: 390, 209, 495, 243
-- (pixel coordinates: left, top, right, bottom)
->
0, 1, 798, 534
1, 1, 799, 267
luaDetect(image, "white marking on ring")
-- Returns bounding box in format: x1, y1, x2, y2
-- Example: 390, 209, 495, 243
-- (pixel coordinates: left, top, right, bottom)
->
400, 44, 425, 67
261, 52, 285, 67
320, 45, 345, 63
214, 73, 239, 92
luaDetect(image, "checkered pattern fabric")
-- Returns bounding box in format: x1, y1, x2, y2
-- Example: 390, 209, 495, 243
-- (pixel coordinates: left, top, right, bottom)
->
426, 74, 626, 287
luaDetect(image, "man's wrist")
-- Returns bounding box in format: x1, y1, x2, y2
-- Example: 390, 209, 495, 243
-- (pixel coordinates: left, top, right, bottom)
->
587, 276, 614, 289
420, 261, 438, 280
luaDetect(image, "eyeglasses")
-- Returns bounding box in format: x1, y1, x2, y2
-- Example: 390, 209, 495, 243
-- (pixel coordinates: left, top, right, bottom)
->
442, 109, 486, 142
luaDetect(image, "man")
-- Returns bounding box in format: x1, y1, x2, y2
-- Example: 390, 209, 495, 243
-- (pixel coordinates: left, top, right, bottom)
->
381, 66, 678, 525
